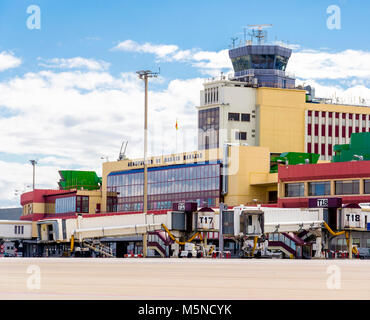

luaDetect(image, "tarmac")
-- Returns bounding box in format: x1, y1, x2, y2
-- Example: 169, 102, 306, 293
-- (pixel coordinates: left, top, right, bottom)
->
0, 258, 369, 300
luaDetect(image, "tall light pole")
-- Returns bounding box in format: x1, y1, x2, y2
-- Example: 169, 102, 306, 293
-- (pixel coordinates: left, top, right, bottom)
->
136, 70, 158, 215
29, 160, 37, 190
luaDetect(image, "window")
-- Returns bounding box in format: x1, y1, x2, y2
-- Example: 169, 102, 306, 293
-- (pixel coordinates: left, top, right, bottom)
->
337, 238, 346, 251
76, 196, 89, 213
241, 113, 250, 122
335, 180, 359, 195
308, 181, 331, 196
364, 180, 370, 194
353, 238, 360, 248
235, 132, 247, 140
198, 107, 220, 150
285, 183, 304, 197
55, 196, 76, 214
14, 226, 17, 234
367, 239, 370, 248
228, 113, 240, 121
107, 164, 221, 213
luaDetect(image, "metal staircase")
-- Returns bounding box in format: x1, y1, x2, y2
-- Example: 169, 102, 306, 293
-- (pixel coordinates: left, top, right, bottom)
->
82, 239, 114, 258
147, 231, 170, 257
268, 232, 307, 258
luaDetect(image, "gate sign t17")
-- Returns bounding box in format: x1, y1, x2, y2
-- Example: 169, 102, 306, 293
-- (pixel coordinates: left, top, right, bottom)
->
197, 212, 216, 230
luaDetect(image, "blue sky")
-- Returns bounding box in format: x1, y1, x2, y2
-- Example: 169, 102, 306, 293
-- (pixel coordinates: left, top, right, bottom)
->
0, 0, 369, 207
1, 0, 370, 80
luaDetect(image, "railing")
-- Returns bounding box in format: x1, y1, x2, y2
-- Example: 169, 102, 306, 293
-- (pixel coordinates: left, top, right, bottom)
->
82, 239, 114, 257
268, 232, 301, 256
147, 232, 168, 257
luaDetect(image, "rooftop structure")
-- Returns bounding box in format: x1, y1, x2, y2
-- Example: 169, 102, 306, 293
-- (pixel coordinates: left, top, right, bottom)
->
58, 170, 102, 191
333, 132, 370, 162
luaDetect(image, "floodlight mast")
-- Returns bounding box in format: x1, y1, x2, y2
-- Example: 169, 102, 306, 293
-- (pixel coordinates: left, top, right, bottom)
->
136, 70, 159, 217
29, 160, 37, 190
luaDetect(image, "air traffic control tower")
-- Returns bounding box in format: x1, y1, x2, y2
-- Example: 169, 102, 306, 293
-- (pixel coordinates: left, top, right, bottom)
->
228, 26, 295, 88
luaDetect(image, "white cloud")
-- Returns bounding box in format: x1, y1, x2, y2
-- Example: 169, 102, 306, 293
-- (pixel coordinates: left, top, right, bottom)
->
0, 51, 21, 71
288, 49, 370, 80
113, 40, 232, 76
113, 40, 370, 84
113, 40, 179, 58
0, 160, 61, 208
296, 78, 370, 105
1, 41, 370, 207
38, 57, 110, 71
0, 67, 204, 207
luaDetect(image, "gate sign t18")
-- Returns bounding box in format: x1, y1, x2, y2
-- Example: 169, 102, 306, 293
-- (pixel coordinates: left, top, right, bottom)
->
308, 197, 342, 208
342, 210, 365, 229
317, 199, 328, 207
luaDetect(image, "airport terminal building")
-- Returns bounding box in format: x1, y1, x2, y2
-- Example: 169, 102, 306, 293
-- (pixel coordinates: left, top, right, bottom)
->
14, 34, 370, 258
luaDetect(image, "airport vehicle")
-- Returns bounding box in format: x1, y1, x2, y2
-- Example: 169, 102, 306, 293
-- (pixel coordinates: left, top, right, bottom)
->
358, 247, 370, 259
0, 241, 17, 257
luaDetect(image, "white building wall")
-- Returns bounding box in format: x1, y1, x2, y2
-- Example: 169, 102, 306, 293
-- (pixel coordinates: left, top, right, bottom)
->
199, 80, 257, 149
0, 220, 32, 239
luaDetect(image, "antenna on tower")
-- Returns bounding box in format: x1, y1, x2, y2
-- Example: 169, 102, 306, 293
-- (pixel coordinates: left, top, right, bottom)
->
230, 37, 239, 49
247, 24, 273, 45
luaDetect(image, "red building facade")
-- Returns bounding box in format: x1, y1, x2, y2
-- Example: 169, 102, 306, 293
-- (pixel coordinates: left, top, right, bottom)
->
278, 160, 370, 208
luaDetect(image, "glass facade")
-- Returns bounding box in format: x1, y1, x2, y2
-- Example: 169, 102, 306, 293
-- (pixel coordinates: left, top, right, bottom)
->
335, 180, 359, 195
55, 196, 76, 214
107, 163, 221, 212
308, 181, 331, 196
285, 183, 304, 197
364, 180, 370, 194
231, 54, 288, 72
198, 107, 219, 150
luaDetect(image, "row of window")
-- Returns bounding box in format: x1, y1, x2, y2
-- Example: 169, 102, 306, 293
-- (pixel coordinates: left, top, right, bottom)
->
14, 225, 24, 234
285, 179, 370, 197
204, 87, 219, 105
107, 164, 220, 187
231, 54, 288, 72
108, 177, 220, 197
308, 116, 368, 127
332, 238, 367, 251
268, 233, 296, 251
308, 110, 369, 122
307, 123, 368, 139
107, 164, 221, 212
55, 196, 89, 214
228, 112, 251, 122
107, 196, 218, 212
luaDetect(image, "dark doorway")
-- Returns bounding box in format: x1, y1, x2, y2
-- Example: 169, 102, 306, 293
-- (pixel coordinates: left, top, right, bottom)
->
47, 225, 54, 241
328, 208, 338, 230
116, 242, 127, 258
268, 191, 278, 203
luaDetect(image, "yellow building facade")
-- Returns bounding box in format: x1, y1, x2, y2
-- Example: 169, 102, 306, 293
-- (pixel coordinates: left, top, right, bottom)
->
101, 146, 277, 212
257, 87, 370, 158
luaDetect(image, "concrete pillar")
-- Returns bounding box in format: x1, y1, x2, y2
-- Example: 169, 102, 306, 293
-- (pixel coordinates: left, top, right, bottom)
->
143, 233, 148, 258
348, 231, 353, 260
